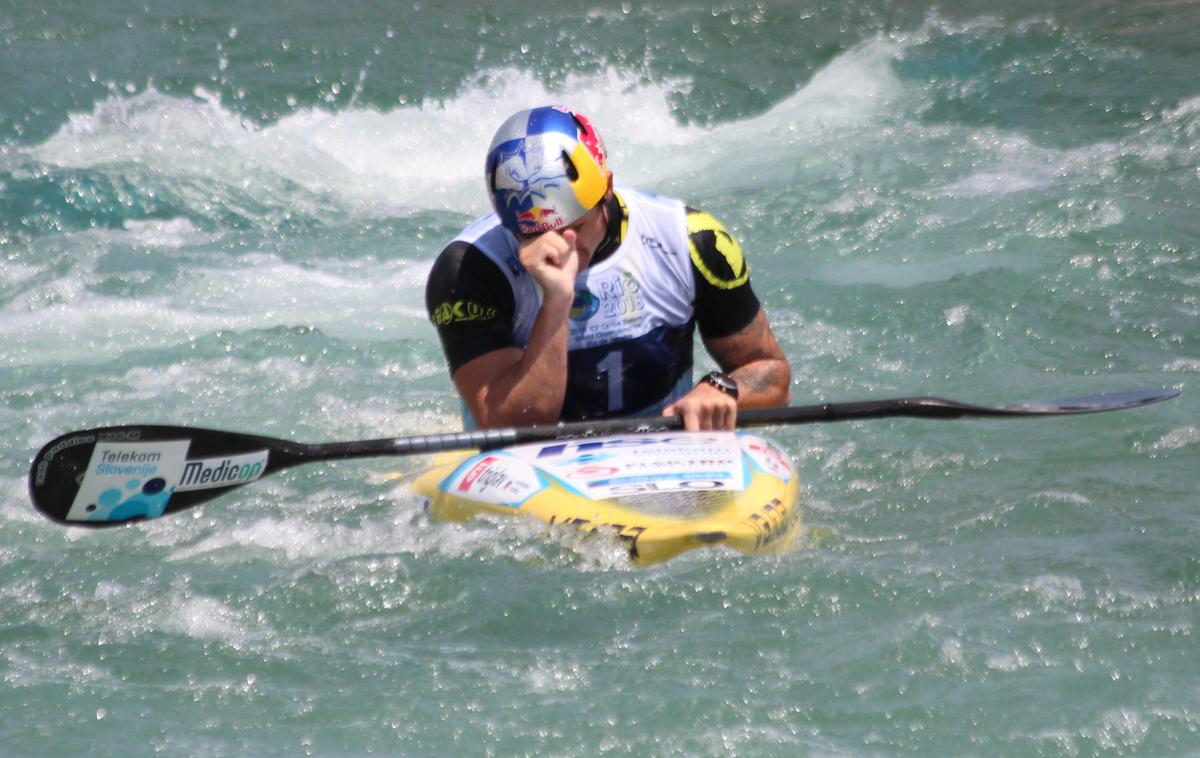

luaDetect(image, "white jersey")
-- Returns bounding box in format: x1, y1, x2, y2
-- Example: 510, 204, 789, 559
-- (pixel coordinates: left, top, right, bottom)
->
453, 187, 698, 420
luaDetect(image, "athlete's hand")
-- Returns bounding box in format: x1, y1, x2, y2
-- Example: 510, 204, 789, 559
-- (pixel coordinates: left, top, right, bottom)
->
518, 229, 579, 305
663, 382, 738, 431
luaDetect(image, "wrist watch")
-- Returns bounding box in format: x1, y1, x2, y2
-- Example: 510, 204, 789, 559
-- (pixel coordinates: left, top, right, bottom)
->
700, 371, 739, 400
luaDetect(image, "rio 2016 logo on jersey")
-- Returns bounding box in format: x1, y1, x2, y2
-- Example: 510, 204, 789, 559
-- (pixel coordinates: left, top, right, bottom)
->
576, 271, 645, 324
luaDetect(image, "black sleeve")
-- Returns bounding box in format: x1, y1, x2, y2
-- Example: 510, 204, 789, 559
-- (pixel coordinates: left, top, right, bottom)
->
686, 206, 762, 339
425, 240, 517, 372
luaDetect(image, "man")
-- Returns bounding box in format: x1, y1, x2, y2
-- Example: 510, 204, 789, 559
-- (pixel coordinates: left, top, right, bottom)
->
425, 105, 790, 430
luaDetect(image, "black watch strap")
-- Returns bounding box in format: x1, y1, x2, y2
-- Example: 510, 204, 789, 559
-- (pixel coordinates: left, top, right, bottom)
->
701, 371, 739, 400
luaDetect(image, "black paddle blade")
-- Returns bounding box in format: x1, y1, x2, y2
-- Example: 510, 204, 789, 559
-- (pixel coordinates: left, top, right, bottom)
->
736, 388, 1180, 426
995, 388, 1180, 415
28, 426, 308, 527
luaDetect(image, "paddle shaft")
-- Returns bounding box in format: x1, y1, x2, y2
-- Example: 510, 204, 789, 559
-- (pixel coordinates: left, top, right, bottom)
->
361, 389, 1181, 457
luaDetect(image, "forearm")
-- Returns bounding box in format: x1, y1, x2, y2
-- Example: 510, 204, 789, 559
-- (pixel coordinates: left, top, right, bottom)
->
468, 296, 572, 428
730, 357, 792, 409
704, 309, 792, 410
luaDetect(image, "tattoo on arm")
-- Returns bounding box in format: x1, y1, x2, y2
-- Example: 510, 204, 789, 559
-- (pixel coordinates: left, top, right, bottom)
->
732, 360, 788, 397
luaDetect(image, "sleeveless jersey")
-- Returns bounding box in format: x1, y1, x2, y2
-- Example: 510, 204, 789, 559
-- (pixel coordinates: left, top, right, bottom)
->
427, 187, 759, 424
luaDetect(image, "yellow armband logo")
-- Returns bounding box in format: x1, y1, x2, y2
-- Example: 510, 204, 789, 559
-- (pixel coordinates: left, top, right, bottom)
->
432, 300, 498, 326
687, 210, 749, 290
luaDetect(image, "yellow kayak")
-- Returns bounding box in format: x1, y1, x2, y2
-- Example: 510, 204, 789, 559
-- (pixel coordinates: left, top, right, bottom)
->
408, 431, 801, 564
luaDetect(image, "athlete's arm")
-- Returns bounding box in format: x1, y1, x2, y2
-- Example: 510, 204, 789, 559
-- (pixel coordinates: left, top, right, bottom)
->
665, 309, 791, 430
448, 229, 582, 428
451, 300, 570, 427
426, 238, 557, 427
663, 208, 791, 430
703, 308, 791, 408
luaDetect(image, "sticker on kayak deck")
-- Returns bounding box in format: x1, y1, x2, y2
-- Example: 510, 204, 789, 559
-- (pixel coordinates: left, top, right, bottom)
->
740, 435, 794, 482
440, 454, 546, 508
66, 439, 192, 522
508, 433, 746, 500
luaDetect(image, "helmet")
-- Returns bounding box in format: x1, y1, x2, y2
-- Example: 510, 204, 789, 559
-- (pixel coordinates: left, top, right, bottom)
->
485, 106, 610, 236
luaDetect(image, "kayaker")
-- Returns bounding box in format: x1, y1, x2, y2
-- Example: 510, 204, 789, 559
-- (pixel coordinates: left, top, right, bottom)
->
425, 105, 791, 431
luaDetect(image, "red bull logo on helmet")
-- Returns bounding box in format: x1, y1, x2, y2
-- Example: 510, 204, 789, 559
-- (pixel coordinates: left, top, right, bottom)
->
515, 205, 562, 234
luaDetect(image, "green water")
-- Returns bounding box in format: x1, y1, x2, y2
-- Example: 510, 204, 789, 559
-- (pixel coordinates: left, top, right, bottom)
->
2, 1, 1197, 753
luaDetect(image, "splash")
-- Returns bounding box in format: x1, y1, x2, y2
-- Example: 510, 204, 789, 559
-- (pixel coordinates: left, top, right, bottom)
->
21, 39, 907, 225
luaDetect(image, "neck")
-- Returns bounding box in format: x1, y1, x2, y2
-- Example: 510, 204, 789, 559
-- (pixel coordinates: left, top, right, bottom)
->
588, 192, 625, 267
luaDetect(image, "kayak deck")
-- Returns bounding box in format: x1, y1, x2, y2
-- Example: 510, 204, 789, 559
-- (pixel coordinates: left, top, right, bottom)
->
407, 431, 801, 564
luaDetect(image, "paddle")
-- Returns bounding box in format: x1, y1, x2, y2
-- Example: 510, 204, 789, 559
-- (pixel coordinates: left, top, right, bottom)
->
29, 388, 1178, 527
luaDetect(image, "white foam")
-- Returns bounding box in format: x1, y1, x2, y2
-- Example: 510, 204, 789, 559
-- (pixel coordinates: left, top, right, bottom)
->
9, 41, 916, 369
944, 304, 971, 327
0, 242, 432, 367
1033, 491, 1092, 506
0, 475, 41, 525
160, 497, 608, 571
985, 648, 1033, 672
168, 517, 332, 562
939, 170, 1046, 198
25, 74, 688, 220
1134, 426, 1200, 453
165, 595, 250, 643
0, 261, 41, 290
1092, 708, 1152, 751
119, 217, 213, 248
773, 38, 904, 126
939, 637, 966, 668
1028, 574, 1085, 604
26, 38, 905, 220
920, 129, 1120, 202
1164, 358, 1200, 373
821, 442, 857, 474
522, 660, 590, 694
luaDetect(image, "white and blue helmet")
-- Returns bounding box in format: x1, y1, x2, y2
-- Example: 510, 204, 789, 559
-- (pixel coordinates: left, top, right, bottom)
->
485, 106, 610, 236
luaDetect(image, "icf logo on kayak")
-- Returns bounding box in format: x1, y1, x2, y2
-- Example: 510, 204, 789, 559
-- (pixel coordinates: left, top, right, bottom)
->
534, 435, 727, 458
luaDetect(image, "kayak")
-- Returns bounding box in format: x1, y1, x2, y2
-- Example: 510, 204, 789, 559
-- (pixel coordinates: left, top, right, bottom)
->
408, 430, 801, 564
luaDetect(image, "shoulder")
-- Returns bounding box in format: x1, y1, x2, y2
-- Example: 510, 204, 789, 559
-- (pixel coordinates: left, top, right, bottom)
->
425, 237, 514, 321
685, 206, 749, 290
428, 239, 498, 289
455, 212, 507, 246
427, 213, 516, 289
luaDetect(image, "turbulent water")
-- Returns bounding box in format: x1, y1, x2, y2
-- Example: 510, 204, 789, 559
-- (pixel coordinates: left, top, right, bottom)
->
3, 1, 1198, 753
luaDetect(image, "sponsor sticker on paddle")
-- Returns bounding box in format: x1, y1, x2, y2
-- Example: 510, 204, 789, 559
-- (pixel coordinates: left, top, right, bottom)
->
177, 450, 269, 492
65, 440, 269, 523
66, 440, 191, 522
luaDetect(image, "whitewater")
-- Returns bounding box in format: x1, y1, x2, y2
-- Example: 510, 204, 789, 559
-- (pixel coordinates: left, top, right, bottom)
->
2, 1, 1197, 753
